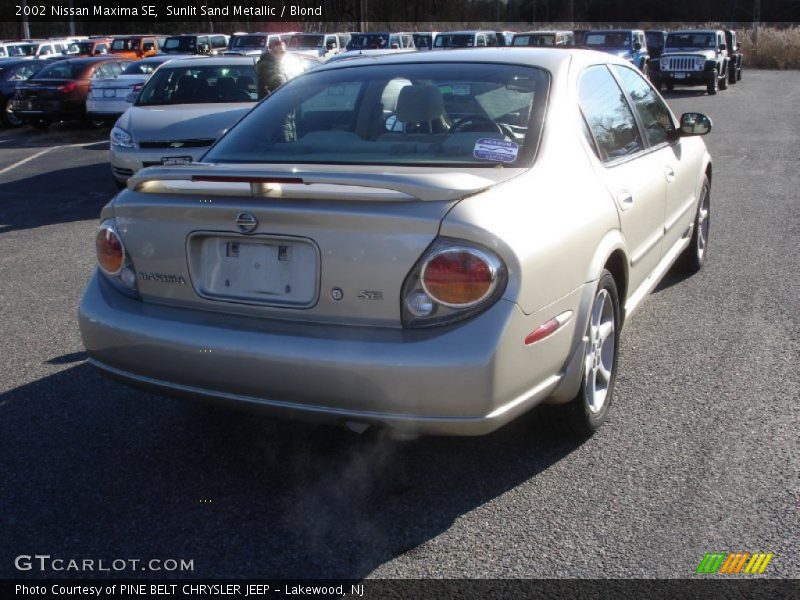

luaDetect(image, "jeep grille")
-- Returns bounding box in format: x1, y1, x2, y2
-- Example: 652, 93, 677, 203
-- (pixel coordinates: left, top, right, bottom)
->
664, 57, 703, 72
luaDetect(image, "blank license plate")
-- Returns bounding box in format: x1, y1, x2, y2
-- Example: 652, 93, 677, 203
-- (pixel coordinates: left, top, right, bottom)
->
674, 72, 687, 79
103, 89, 115, 97
161, 156, 192, 165
195, 237, 318, 306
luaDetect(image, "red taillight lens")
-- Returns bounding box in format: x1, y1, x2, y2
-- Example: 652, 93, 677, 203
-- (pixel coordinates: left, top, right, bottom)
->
422, 249, 495, 306
96, 227, 124, 275
58, 81, 77, 94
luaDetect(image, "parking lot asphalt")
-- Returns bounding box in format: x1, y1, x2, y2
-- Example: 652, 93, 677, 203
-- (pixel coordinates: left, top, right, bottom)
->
0, 70, 797, 579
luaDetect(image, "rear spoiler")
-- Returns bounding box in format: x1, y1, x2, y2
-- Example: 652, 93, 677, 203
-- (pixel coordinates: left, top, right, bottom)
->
126, 164, 498, 202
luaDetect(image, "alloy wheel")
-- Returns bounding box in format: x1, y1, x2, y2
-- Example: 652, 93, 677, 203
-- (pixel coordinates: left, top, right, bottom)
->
584, 289, 616, 414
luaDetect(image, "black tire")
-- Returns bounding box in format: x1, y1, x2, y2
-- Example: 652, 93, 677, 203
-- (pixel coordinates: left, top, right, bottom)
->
1, 99, 23, 127
729, 65, 737, 84
719, 67, 728, 90
737, 66, 742, 81
707, 69, 718, 95
29, 117, 51, 130
680, 176, 710, 274
553, 270, 621, 437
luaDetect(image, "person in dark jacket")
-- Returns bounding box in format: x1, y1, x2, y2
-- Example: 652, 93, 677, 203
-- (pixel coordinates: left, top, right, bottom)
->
256, 39, 287, 99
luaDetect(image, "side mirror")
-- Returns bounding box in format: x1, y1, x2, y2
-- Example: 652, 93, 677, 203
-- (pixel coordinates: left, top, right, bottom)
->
680, 112, 712, 136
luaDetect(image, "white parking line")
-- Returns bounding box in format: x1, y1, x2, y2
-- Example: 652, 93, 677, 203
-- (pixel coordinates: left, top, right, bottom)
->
0, 142, 93, 176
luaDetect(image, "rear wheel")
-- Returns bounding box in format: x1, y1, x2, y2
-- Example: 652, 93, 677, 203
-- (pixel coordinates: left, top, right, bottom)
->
554, 270, 621, 437
707, 69, 718, 95
680, 176, 710, 273
729, 65, 737, 84
2, 99, 22, 127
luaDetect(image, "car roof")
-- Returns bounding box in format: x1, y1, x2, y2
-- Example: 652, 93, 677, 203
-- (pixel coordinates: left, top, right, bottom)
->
55, 56, 128, 65
316, 47, 620, 72
158, 56, 256, 67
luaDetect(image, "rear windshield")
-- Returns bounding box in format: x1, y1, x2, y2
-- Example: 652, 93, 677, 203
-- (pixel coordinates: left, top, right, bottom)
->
137, 64, 258, 105
231, 35, 266, 49
32, 61, 86, 80
513, 34, 555, 47
666, 33, 717, 49
289, 35, 324, 50
348, 34, 389, 50
123, 60, 165, 75
434, 34, 475, 48
204, 62, 549, 168
584, 32, 631, 48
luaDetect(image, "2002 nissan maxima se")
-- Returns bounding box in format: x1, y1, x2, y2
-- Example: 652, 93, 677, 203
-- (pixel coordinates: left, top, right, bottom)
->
79, 49, 712, 436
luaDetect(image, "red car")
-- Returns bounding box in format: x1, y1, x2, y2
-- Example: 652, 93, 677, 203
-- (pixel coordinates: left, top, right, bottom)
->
11, 57, 130, 129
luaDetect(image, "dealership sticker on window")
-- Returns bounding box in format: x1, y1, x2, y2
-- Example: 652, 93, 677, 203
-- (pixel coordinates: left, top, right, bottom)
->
473, 138, 519, 163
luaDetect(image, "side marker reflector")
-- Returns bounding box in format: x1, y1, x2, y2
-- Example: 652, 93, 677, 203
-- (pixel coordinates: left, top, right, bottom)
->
525, 310, 573, 345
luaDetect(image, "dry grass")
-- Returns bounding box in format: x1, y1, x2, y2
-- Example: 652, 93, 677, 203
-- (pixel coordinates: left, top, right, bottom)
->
738, 26, 800, 69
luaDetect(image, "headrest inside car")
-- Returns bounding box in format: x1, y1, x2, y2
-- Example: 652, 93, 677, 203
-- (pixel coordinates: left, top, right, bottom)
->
396, 84, 446, 124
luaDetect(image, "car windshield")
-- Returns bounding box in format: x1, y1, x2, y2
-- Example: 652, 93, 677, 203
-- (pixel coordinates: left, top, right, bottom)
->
204, 62, 548, 168
434, 34, 475, 48
75, 42, 95, 54
9, 44, 36, 56
123, 60, 165, 75
348, 34, 389, 50
412, 34, 431, 48
137, 64, 258, 105
289, 35, 324, 50
111, 38, 140, 51
33, 61, 85, 80
666, 33, 716, 49
163, 37, 197, 53
232, 35, 266, 49
513, 34, 555, 46
584, 32, 631, 48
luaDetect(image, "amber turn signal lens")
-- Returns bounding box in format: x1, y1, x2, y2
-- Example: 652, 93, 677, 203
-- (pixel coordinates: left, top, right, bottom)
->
96, 227, 125, 275
422, 250, 494, 306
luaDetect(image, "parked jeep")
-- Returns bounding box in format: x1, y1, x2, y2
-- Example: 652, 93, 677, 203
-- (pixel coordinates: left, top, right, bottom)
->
583, 29, 649, 74
650, 29, 730, 95
724, 29, 743, 84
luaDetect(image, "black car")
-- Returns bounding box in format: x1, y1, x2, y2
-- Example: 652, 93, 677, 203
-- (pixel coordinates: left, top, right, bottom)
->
0, 59, 49, 126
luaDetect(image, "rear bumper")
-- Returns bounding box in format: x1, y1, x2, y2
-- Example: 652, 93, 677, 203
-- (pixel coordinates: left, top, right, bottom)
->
11, 99, 84, 120
86, 98, 130, 118
79, 272, 587, 435
109, 145, 210, 182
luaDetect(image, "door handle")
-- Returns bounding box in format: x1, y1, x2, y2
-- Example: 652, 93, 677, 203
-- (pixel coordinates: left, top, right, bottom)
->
617, 191, 634, 211
664, 165, 676, 183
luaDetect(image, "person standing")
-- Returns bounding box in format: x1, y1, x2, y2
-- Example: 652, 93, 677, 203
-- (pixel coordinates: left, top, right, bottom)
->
256, 39, 287, 99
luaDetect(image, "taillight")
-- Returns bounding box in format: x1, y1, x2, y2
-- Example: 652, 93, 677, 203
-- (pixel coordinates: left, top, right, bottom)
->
95, 219, 140, 297
422, 249, 495, 307
402, 239, 506, 328
96, 225, 125, 275
57, 81, 77, 94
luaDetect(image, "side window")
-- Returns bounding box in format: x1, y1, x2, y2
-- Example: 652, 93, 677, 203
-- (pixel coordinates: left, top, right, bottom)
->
109, 62, 123, 76
476, 35, 486, 47
97, 44, 108, 53
92, 64, 108, 79
578, 65, 643, 162
212, 36, 226, 49
612, 65, 675, 147
143, 40, 155, 51
338, 35, 349, 48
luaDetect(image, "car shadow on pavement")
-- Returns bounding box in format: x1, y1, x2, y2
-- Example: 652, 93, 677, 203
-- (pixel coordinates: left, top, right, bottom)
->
0, 122, 108, 149
0, 163, 116, 234
660, 90, 711, 99
0, 363, 584, 579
